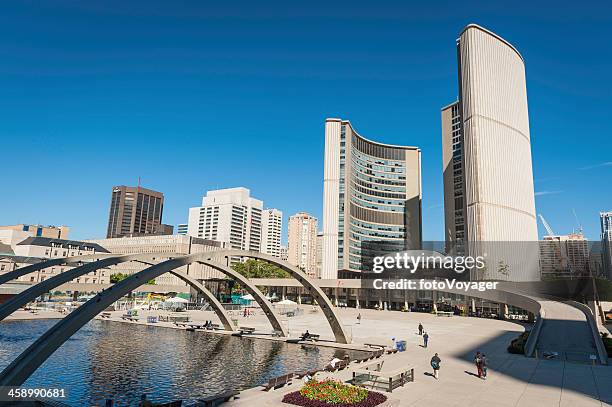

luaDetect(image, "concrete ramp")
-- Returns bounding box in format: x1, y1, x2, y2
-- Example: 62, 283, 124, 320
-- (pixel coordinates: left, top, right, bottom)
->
534, 301, 601, 363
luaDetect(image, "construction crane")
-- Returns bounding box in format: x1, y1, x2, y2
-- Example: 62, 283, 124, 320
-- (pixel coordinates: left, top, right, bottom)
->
538, 214, 556, 237
572, 208, 584, 235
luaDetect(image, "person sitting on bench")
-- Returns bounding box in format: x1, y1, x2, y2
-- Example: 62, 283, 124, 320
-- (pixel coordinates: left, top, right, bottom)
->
325, 357, 342, 370
300, 330, 311, 341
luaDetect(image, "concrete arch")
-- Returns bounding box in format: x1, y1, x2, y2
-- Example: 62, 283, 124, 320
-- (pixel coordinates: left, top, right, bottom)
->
0, 254, 235, 331
0, 254, 287, 337
0, 253, 118, 285
203, 250, 351, 344
0, 254, 286, 386
3, 249, 351, 344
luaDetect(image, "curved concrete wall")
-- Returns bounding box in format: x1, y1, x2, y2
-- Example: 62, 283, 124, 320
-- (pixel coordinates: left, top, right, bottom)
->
458, 24, 539, 281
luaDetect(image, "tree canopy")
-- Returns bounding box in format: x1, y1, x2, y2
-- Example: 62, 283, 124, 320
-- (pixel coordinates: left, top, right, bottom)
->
232, 259, 290, 279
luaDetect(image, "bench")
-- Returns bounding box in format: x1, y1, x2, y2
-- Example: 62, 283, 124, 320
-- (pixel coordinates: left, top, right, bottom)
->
196, 390, 239, 407
352, 360, 384, 374
435, 311, 454, 317
239, 327, 256, 334
300, 333, 320, 342
352, 367, 414, 393
187, 323, 209, 330
263, 373, 293, 391
364, 343, 386, 349
386, 348, 398, 354
101, 312, 112, 319
121, 315, 139, 321
325, 359, 349, 372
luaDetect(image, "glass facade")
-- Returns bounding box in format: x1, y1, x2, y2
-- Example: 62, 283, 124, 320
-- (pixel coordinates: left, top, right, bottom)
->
339, 124, 417, 272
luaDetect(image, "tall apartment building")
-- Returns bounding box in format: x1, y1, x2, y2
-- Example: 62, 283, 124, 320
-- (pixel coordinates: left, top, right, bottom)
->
442, 24, 540, 281
316, 232, 323, 278
601, 211, 612, 279
261, 209, 283, 258
539, 233, 590, 279
0, 224, 70, 240
106, 185, 166, 238
187, 187, 263, 252
322, 119, 422, 279
287, 212, 318, 278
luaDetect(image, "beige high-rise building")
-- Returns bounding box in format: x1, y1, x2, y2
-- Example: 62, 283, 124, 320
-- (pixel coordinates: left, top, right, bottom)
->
539, 233, 589, 279
287, 212, 318, 278
442, 24, 539, 281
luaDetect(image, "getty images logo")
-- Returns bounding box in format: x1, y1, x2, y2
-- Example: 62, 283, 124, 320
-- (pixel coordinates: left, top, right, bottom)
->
372, 250, 486, 274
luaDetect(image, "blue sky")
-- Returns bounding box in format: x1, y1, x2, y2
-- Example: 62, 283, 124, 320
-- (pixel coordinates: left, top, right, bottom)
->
1, 1, 611, 242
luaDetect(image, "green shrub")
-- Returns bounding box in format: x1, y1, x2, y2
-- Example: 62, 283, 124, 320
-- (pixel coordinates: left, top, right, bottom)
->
508, 331, 530, 354
601, 333, 612, 357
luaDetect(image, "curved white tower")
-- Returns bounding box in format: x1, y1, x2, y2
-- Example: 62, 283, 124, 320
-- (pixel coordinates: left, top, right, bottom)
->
455, 24, 539, 281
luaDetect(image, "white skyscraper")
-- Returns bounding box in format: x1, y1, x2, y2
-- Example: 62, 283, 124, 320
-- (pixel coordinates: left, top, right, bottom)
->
442, 24, 540, 281
288, 212, 319, 278
601, 211, 612, 279
261, 208, 283, 258
187, 187, 263, 252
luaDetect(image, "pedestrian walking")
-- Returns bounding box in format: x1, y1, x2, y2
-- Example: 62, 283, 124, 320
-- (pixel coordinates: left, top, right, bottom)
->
482, 354, 488, 379
430, 353, 441, 379
418, 322, 423, 335
357, 313, 362, 324
474, 351, 483, 378
423, 332, 429, 348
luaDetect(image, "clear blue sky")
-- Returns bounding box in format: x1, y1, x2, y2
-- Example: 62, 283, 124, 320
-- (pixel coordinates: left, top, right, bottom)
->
1, 1, 611, 242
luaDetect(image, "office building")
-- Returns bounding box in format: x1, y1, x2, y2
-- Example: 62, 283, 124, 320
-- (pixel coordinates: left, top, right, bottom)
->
287, 212, 318, 278
261, 208, 283, 258
177, 224, 188, 235
322, 119, 422, 279
0, 237, 110, 284
601, 212, 612, 279
87, 235, 226, 285
316, 232, 323, 278
187, 187, 262, 252
0, 224, 70, 240
539, 233, 590, 279
442, 24, 539, 281
106, 185, 165, 238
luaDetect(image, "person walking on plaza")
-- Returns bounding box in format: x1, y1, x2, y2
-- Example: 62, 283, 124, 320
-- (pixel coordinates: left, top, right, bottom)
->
430, 353, 441, 379
474, 351, 483, 378
482, 354, 488, 379
423, 332, 429, 348
418, 322, 423, 335
357, 313, 362, 324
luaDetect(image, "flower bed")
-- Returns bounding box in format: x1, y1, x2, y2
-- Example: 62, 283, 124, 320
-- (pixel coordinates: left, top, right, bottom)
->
282, 379, 387, 407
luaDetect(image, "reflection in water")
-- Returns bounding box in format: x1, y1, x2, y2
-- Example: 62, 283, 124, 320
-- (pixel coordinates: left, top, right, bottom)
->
0, 320, 367, 406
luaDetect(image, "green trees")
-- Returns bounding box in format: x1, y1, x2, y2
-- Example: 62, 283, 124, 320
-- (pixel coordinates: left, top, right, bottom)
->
232, 259, 290, 279
110, 273, 155, 285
